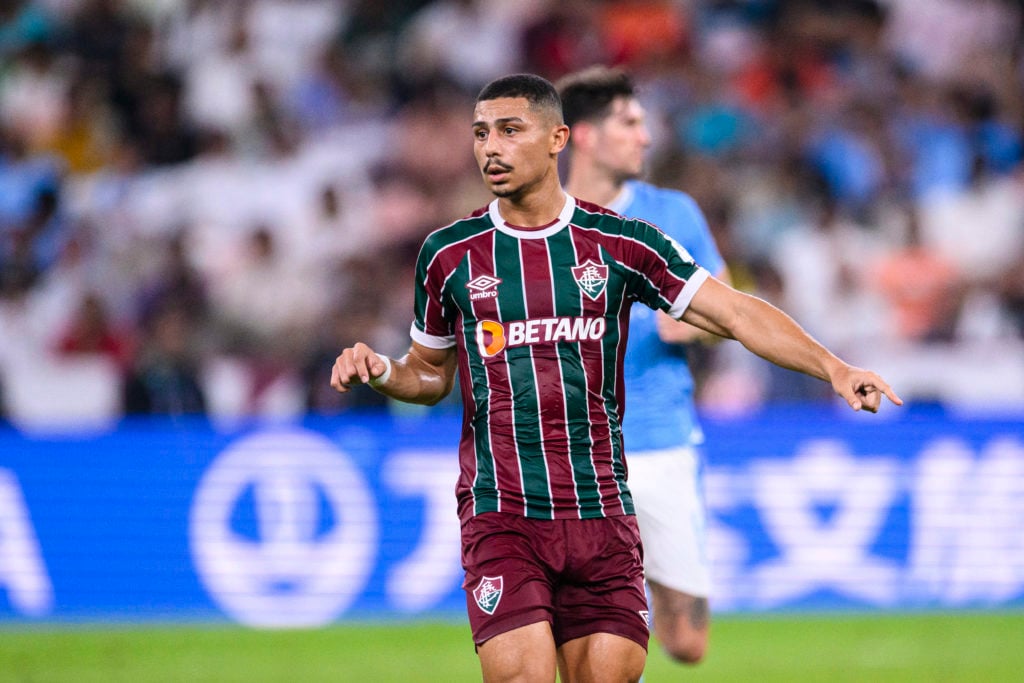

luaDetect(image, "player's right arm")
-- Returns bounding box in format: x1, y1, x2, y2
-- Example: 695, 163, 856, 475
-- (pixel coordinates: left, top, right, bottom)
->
331, 341, 457, 406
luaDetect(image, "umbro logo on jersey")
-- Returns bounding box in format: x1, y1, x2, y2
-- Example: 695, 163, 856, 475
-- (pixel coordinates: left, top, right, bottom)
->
571, 259, 609, 300
473, 575, 503, 615
639, 610, 650, 627
466, 274, 502, 300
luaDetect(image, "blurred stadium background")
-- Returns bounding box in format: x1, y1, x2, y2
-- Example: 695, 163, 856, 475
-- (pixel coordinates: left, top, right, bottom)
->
1, 0, 1023, 680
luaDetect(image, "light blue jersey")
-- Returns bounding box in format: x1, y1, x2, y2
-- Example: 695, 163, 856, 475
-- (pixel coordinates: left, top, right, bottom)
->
609, 181, 726, 452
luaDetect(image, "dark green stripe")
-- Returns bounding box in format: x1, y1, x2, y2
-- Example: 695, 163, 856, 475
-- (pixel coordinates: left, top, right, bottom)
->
595, 246, 632, 514
494, 232, 551, 518
450, 255, 499, 516
546, 229, 602, 513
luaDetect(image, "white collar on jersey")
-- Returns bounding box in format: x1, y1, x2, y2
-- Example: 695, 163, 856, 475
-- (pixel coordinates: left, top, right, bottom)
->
489, 192, 576, 239
606, 182, 635, 215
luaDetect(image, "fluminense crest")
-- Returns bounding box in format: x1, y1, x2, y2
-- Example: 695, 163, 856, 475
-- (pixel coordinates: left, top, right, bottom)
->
472, 575, 503, 615
571, 259, 609, 300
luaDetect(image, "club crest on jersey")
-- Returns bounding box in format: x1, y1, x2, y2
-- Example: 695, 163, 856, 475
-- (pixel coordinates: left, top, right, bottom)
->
466, 274, 502, 301
572, 259, 609, 300
473, 576, 503, 615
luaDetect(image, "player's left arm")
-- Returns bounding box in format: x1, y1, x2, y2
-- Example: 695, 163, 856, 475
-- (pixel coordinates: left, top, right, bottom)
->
653, 193, 731, 345
681, 276, 903, 412
656, 266, 731, 344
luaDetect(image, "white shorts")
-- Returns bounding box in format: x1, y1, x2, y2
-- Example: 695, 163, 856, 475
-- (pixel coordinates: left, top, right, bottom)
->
627, 445, 711, 598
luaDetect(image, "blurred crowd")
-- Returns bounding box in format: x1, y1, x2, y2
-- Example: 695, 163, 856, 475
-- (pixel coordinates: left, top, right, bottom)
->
1, 0, 1023, 428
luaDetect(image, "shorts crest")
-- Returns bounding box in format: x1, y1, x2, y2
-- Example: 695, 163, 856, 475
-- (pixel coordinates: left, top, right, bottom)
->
473, 575, 503, 615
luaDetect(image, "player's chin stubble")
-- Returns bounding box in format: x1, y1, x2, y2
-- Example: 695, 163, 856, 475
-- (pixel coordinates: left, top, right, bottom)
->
483, 174, 517, 198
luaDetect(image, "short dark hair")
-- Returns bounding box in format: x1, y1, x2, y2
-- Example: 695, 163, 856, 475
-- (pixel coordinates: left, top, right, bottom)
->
477, 73, 563, 124
555, 66, 636, 128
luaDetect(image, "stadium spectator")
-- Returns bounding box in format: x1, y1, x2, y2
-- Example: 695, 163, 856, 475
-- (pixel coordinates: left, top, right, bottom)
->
882, 0, 1020, 83
331, 72, 901, 682
519, 0, 607, 80
805, 99, 891, 216
597, 0, 689, 69
0, 128, 62, 232
123, 301, 207, 416
998, 246, 1024, 336
206, 225, 312, 414
209, 225, 316, 356
396, 0, 528, 94
336, 0, 432, 89
0, 0, 56, 60
875, 206, 964, 343
66, 0, 141, 83
283, 43, 361, 133
917, 156, 1024, 290
53, 290, 134, 370
284, 182, 374, 326
16, 186, 70, 274
0, 185, 72, 303
40, 72, 119, 175
768, 193, 890, 350
159, 0, 237, 74
0, 39, 68, 151
135, 229, 209, 330
128, 71, 201, 167
0, 224, 40, 298
181, 15, 262, 141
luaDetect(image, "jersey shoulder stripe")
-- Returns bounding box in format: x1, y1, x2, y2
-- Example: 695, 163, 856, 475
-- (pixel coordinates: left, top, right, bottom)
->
575, 197, 624, 219
572, 202, 697, 270
573, 200, 668, 245
420, 207, 493, 260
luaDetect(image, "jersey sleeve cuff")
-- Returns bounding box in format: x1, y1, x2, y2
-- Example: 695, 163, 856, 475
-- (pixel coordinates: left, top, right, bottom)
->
410, 324, 456, 349
666, 267, 711, 319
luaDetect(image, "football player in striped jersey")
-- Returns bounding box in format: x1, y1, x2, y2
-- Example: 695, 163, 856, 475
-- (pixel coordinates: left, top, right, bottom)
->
332, 73, 901, 683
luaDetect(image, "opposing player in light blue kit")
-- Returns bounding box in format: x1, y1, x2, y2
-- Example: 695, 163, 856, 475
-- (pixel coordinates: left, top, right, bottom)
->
559, 66, 730, 665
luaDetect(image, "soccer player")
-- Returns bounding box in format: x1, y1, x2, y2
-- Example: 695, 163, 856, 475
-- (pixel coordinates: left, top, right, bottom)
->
557, 65, 726, 664
331, 73, 901, 683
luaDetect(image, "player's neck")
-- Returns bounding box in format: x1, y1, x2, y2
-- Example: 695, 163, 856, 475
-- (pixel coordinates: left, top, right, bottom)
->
496, 176, 567, 228
565, 162, 623, 209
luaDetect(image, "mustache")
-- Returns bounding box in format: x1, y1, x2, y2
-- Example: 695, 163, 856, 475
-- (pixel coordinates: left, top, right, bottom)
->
484, 160, 512, 173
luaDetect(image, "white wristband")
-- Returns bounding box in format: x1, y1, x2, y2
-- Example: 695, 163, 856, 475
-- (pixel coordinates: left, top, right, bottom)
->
368, 355, 392, 387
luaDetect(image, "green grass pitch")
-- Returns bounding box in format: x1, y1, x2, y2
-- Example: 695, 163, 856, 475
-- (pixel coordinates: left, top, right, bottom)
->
1, 612, 1021, 682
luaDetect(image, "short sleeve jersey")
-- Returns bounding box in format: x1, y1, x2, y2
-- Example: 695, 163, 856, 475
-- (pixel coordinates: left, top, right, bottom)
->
609, 180, 726, 451
411, 194, 709, 523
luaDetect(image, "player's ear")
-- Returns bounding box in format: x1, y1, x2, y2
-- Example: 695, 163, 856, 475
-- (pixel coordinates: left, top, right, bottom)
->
551, 123, 570, 155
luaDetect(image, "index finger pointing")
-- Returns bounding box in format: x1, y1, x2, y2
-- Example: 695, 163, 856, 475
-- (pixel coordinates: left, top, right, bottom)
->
874, 377, 903, 406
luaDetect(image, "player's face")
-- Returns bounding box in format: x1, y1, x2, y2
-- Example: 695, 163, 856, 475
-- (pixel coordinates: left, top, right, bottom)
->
593, 97, 651, 181
472, 97, 567, 200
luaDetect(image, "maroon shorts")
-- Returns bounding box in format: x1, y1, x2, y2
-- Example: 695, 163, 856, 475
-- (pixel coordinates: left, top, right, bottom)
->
461, 512, 649, 650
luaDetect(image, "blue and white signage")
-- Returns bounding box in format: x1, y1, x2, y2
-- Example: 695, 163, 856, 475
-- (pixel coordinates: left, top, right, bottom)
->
0, 406, 1021, 623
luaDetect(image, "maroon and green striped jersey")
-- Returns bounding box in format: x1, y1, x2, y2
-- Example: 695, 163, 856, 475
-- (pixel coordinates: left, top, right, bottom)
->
411, 194, 709, 523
